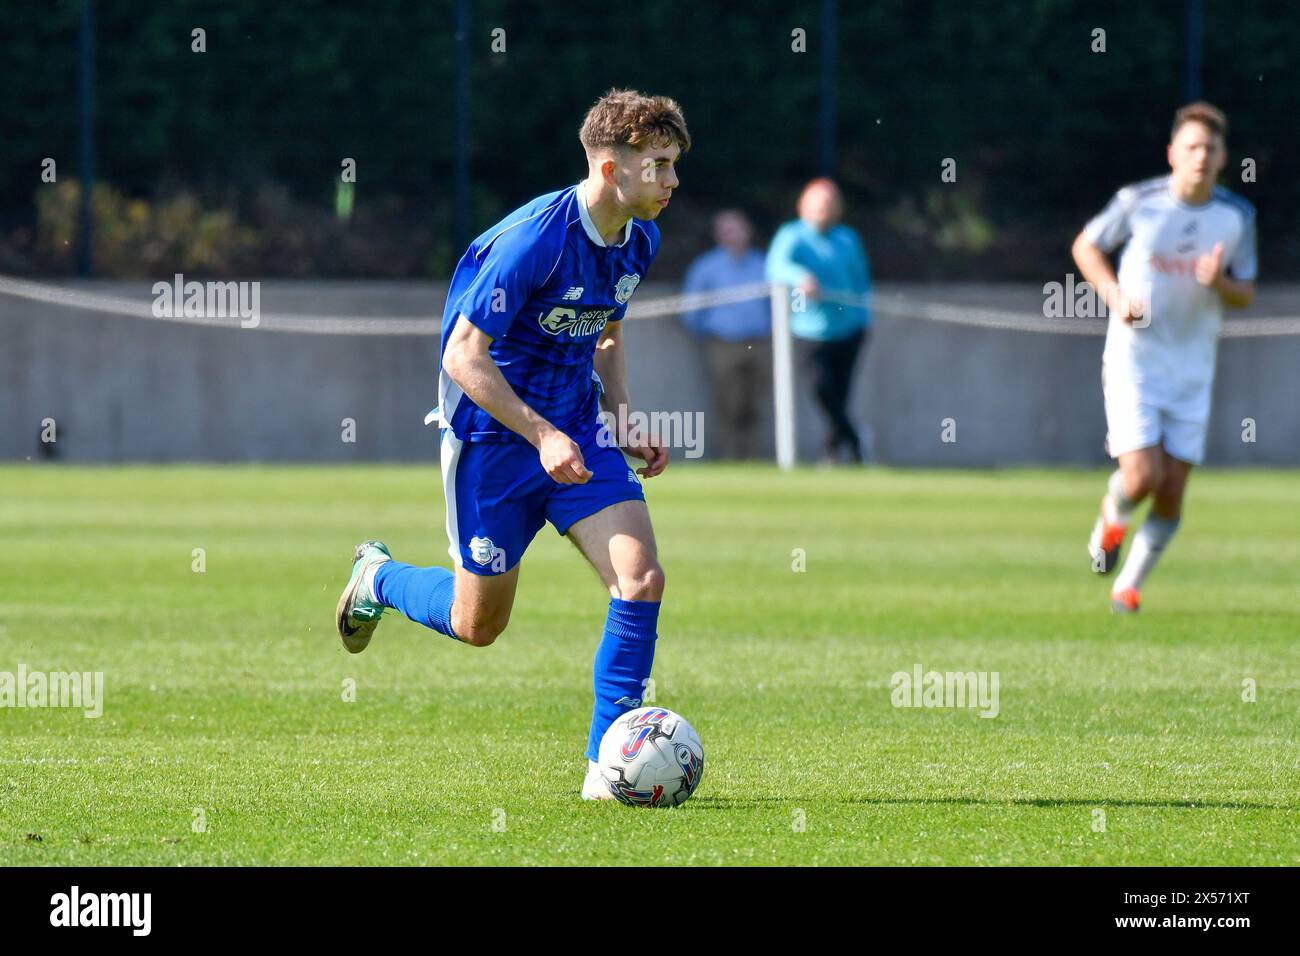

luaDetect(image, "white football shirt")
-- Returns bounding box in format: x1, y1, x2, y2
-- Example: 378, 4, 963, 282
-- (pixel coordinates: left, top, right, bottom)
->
1084, 175, 1256, 417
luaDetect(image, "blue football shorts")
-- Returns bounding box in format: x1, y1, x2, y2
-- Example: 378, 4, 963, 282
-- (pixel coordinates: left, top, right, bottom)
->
440, 421, 645, 575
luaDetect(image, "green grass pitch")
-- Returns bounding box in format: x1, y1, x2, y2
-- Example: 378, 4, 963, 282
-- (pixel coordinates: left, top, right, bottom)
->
2, 464, 1297, 866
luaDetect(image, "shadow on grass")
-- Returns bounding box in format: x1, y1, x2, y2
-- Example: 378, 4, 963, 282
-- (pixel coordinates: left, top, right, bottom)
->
689, 795, 1297, 811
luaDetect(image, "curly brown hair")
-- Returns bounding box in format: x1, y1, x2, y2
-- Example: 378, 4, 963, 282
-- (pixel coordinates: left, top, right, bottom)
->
579, 88, 691, 156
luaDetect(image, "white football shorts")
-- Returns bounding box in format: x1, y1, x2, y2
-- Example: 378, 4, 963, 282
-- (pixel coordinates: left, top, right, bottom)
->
1102, 372, 1209, 465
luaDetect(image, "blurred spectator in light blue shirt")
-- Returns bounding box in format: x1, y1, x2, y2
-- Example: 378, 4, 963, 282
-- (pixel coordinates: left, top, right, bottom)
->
680, 210, 772, 460
765, 179, 872, 464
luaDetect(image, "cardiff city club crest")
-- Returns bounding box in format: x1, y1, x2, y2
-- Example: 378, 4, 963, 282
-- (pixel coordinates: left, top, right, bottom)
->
469, 536, 499, 567
614, 273, 641, 304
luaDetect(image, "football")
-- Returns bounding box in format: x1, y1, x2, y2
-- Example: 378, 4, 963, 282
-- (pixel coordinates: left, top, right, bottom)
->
596, 707, 705, 807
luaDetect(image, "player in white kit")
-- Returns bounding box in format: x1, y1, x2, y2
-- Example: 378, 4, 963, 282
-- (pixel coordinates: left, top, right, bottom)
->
1072, 102, 1257, 613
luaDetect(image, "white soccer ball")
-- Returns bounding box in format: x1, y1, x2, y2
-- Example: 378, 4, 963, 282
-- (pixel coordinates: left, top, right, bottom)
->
596, 706, 704, 807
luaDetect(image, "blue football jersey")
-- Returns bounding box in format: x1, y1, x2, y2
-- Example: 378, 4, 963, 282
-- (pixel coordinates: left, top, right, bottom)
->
437, 183, 661, 442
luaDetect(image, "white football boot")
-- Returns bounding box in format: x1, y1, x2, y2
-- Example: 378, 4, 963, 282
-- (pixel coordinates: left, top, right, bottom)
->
581, 760, 616, 801
335, 540, 393, 654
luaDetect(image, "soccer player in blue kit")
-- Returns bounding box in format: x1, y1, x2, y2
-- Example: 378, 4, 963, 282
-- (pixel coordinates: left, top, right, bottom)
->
335, 89, 690, 800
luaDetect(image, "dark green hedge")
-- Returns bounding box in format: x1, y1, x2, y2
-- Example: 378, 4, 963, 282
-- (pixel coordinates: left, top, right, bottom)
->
4, 0, 1296, 278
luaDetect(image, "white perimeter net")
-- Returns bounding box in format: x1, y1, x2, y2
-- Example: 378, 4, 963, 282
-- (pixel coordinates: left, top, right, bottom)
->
3, 274, 1299, 338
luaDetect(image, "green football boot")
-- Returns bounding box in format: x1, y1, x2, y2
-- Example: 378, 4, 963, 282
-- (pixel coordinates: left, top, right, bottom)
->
335, 540, 393, 654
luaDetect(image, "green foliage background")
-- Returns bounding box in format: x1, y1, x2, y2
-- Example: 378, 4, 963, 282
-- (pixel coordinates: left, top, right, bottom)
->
4, 0, 1296, 278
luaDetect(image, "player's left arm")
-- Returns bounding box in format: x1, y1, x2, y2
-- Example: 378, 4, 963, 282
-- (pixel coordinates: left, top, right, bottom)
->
1197, 241, 1256, 308
594, 320, 669, 478
1201, 204, 1258, 309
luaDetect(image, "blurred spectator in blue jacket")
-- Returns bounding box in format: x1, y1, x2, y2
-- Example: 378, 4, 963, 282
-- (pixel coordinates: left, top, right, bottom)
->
766, 178, 871, 464
681, 210, 772, 459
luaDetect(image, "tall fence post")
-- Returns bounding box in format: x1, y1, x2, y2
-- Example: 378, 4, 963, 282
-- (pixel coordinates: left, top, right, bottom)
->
771, 283, 796, 470
78, 0, 96, 278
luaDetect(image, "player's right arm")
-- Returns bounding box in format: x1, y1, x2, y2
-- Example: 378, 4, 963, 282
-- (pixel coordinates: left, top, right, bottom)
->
442, 316, 591, 484
1071, 233, 1141, 323
1072, 187, 1143, 324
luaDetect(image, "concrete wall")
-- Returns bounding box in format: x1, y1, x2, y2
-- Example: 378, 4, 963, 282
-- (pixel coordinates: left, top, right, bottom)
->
4, 280, 1298, 465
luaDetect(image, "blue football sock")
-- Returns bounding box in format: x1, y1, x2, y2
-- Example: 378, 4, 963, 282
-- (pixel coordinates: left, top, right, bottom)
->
586, 598, 660, 761
372, 562, 459, 640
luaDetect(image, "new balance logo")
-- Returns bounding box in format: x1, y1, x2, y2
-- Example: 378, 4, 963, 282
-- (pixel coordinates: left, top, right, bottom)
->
561, 286, 584, 301
614, 697, 641, 707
